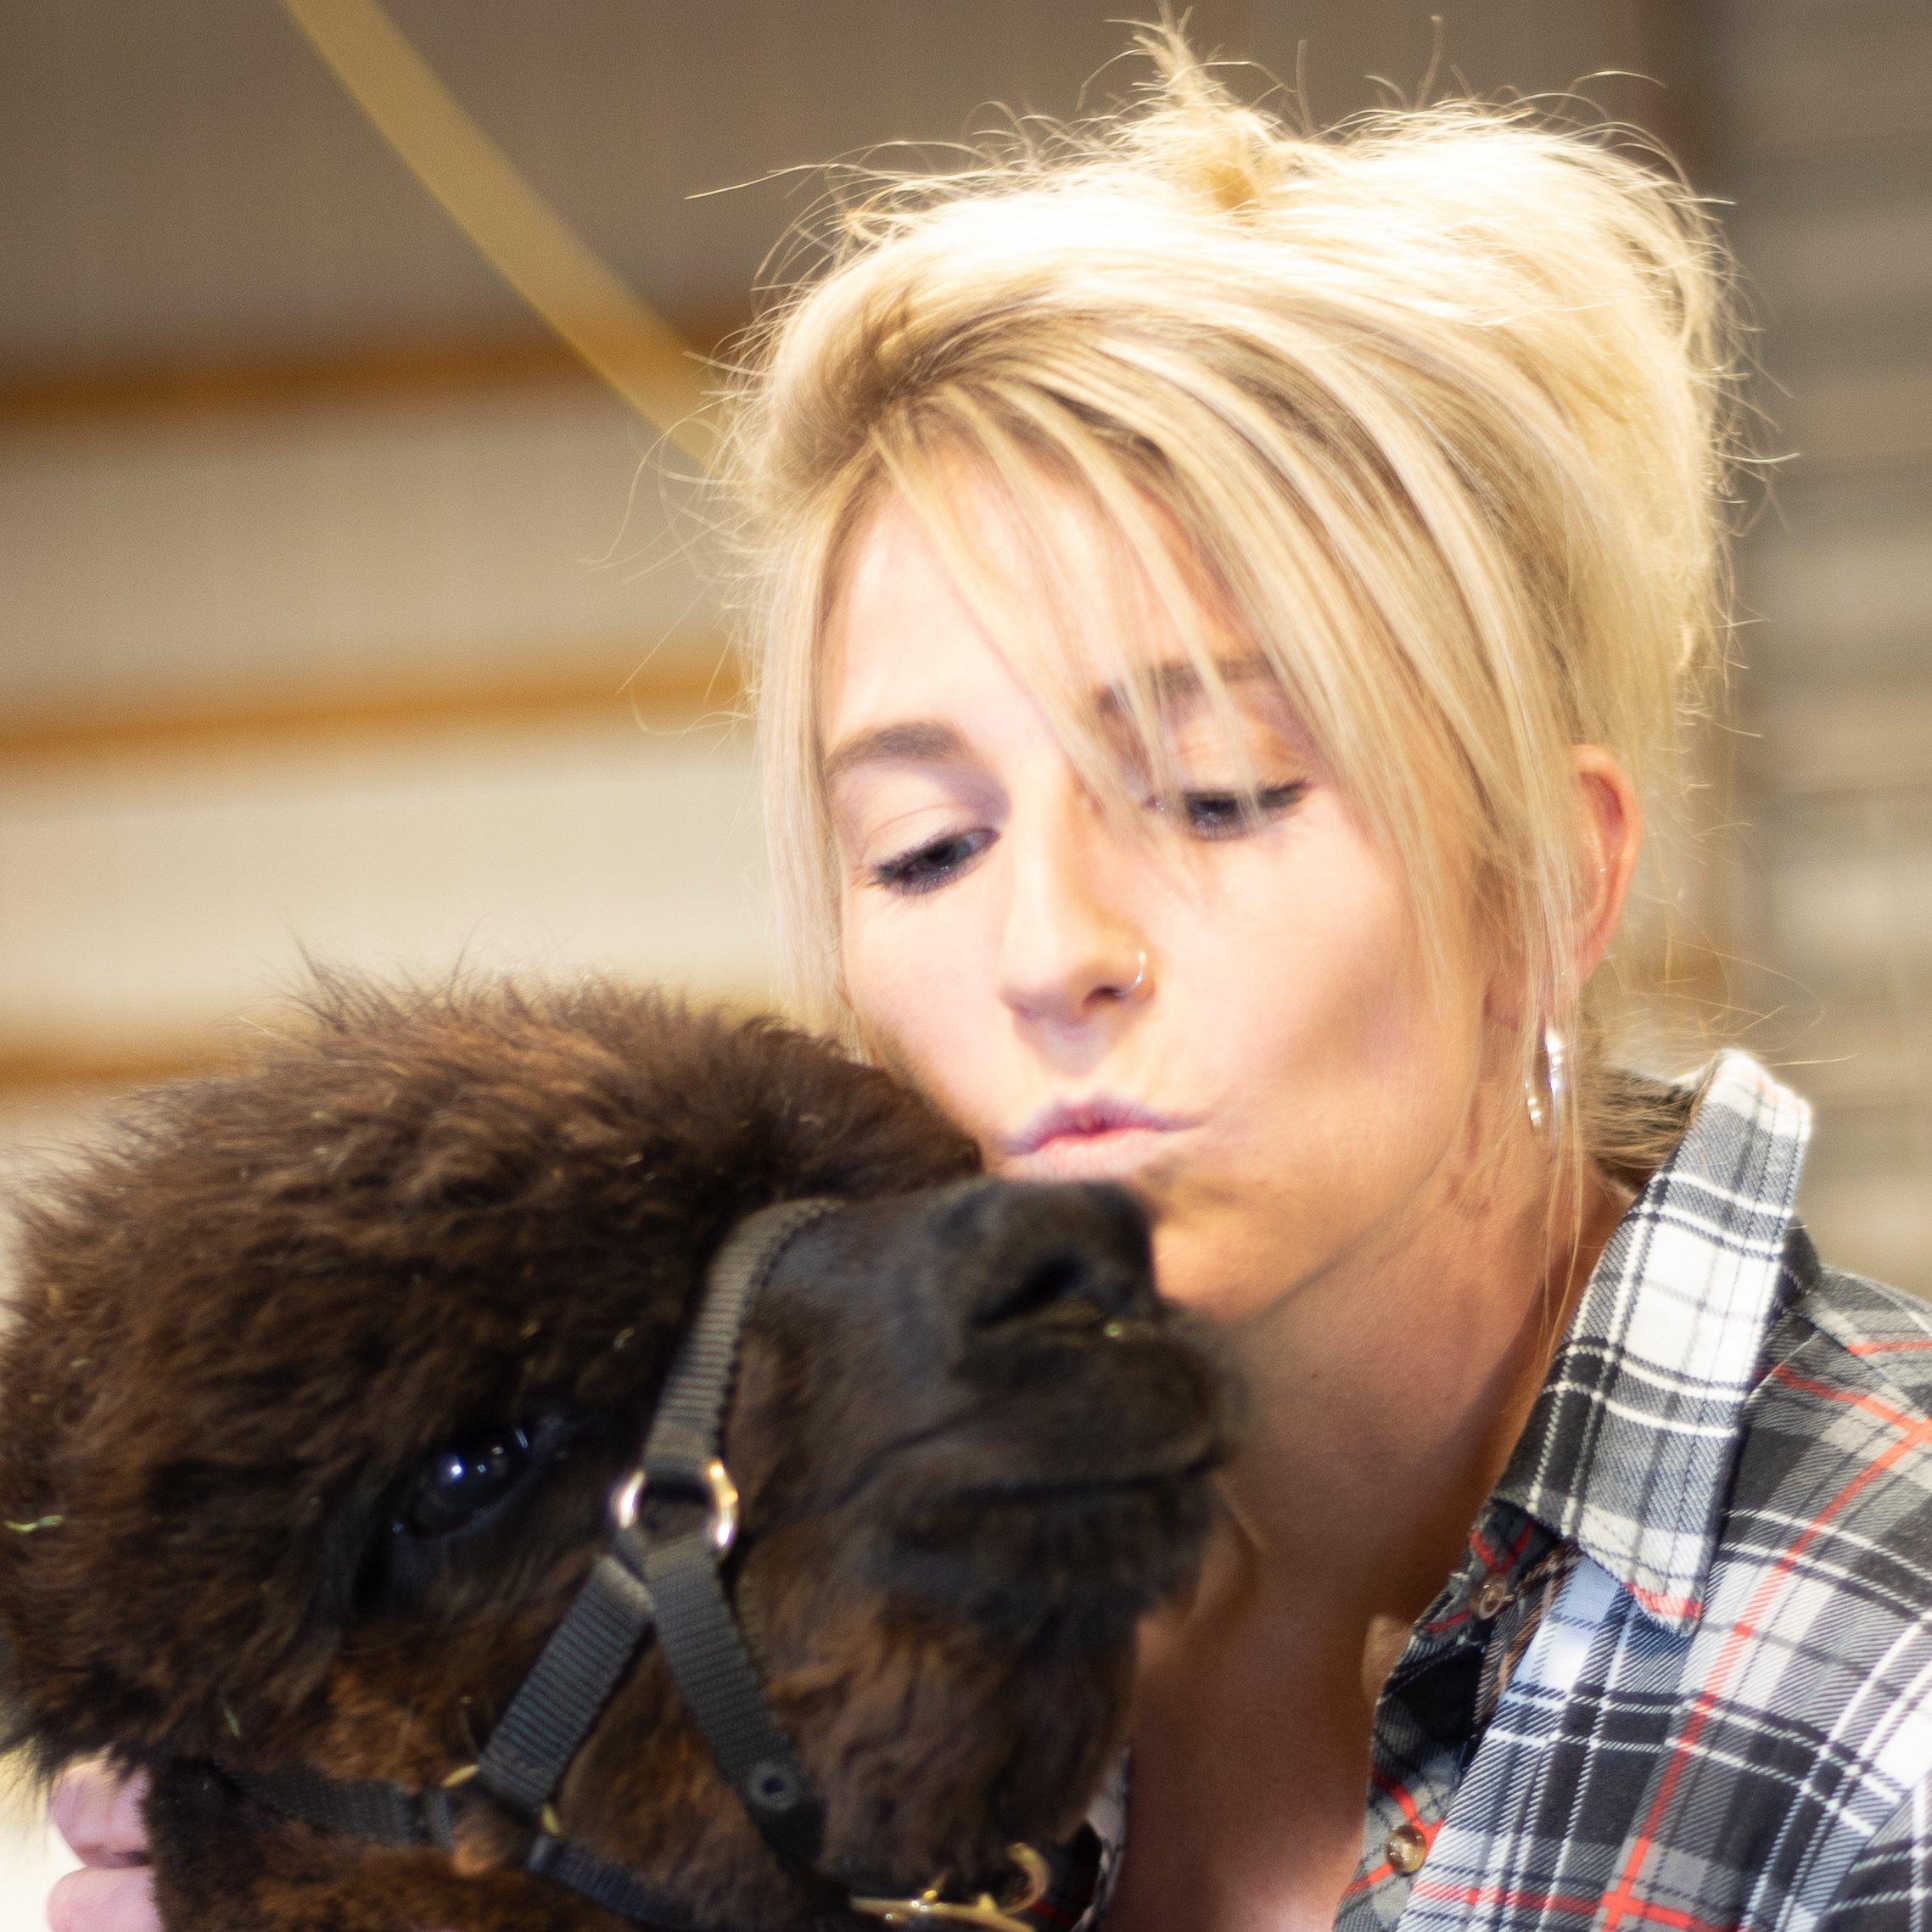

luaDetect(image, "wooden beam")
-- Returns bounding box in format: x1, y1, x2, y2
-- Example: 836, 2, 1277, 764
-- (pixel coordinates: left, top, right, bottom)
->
0, 309, 748, 434
0, 981, 781, 1110
0, 1039, 238, 1103
0, 333, 581, 431
1, 645, 748, 770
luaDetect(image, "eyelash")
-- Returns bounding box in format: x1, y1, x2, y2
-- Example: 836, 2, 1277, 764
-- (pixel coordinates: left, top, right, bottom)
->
865, 784, 1307, 898
1151, 782, 1307, 837
871, 829, 994, 897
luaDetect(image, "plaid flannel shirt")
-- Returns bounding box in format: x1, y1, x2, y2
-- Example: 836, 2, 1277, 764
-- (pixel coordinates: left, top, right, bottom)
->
1028, 1044, 1932, 1931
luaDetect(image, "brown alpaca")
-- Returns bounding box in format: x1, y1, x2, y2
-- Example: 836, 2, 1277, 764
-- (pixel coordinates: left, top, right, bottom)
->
0, 973, 1237, 1931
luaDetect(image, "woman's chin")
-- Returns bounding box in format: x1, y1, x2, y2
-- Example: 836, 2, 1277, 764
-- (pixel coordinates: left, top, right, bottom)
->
1145, 1215, 1307, 1330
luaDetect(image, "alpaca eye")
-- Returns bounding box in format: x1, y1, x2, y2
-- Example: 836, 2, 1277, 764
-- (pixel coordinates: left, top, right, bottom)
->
398, 1424, 534, 1539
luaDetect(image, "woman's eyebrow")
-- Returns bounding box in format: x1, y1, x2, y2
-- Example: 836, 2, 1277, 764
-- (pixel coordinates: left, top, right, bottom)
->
821, 718, 969, 788
822, 658, 1287, 786
1091, 653, 1274, 721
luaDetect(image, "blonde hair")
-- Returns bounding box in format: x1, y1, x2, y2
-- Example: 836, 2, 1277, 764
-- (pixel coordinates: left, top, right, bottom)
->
705, 16, 1750, 1268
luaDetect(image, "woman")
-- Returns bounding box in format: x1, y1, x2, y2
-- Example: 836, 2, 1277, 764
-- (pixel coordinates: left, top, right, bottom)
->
47, 23, 1932, 1932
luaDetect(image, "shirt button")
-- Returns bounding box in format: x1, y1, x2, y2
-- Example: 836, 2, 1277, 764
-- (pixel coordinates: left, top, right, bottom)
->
1385, 1823, 1428, 1875
1471, 1575, 1512, 1620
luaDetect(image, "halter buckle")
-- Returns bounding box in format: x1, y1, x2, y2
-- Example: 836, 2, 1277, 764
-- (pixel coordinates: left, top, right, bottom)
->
610, 1455, 740, 1556
848, 1844, 1051, 1929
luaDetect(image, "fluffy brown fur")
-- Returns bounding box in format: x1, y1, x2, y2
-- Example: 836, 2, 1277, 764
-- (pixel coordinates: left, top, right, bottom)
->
0, 972, 1236, 1930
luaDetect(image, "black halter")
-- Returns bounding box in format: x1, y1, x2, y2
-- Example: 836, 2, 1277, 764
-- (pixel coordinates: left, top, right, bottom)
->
216, 1197, 1052, 1930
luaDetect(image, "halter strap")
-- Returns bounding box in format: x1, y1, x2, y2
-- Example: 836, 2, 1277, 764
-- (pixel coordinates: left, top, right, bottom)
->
223, 1760, 717, 1930
214, 1192, 1054, 1930
462, 1195, 836, 1866
619, 1196, 835, 1868
227, 1197, 841, 1925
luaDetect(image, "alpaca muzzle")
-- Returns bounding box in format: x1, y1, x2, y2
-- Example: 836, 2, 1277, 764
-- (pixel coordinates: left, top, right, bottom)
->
220, 1196, 1054, 1931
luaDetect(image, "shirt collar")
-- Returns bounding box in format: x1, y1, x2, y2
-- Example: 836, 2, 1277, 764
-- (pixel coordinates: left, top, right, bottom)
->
1491, 1045, 1814, 1632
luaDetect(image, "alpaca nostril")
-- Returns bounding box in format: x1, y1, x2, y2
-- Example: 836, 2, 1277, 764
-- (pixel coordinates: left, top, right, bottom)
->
939, 1179, 1160, 1333
973, 1248, 1100, 1332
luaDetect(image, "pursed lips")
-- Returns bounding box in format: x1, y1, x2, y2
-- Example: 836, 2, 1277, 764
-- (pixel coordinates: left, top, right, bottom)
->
1000, 1096, 1193, 1181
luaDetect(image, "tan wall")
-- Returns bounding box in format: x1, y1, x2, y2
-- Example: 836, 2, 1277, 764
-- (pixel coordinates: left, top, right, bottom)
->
1711, 0, 1932, 1291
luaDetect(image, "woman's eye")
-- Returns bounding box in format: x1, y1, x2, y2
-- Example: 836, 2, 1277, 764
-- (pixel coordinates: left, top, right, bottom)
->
396, 1423, 535, 1539
868, 827, 993, 896
1151, 783, 1306, 838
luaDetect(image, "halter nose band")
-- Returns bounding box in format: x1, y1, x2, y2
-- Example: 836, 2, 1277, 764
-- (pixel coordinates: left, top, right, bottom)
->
462, 1196, 839, 1867
218, 1192, 1067, 1929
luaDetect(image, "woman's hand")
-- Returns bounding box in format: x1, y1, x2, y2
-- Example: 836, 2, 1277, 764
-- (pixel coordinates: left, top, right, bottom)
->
45, 1761, 157, 1932
43, 1761, 465, 1932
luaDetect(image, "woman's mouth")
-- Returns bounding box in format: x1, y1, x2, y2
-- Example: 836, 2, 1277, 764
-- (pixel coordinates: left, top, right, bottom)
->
1000, 1095, 1192, 1180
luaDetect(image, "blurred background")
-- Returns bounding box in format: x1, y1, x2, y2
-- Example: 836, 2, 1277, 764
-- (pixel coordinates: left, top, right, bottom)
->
5, 0, 1932, 1352
0, 0, 1929, 1895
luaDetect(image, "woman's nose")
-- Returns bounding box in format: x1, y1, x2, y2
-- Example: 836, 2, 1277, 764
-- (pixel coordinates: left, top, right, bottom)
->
994, 788, 1148, 1028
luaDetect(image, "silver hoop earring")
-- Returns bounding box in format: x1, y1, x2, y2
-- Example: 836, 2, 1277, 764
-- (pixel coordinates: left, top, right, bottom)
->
1523, 1020, 1567, 1145
1124, 949, 1149, 998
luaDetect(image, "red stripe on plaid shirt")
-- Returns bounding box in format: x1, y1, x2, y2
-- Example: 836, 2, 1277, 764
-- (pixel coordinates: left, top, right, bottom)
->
1594, 1364, 1932, 1930
1626, 1579, 1705, 1621
1413, 1881, 1737, 1932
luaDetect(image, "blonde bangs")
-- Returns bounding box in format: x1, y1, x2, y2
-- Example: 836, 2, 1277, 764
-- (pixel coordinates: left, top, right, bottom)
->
714, 14, 1749, 1256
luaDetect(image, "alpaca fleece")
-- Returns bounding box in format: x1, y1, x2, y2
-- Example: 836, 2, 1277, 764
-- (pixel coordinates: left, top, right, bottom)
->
0, 972, 1234, 1931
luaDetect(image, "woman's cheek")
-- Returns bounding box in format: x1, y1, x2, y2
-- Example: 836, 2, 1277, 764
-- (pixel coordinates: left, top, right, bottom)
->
843, 929, 981, 1135
1144, 1183, 1302, 1324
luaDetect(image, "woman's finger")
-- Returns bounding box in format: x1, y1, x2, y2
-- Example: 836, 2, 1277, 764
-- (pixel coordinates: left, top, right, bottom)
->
44, 1863, 160, 1932
47, 1763, 152, 1868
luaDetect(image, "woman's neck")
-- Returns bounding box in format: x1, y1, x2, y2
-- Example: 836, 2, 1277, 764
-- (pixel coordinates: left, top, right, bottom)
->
1143, 1145, 1635, 1694
1108, 1144, 1639, 1932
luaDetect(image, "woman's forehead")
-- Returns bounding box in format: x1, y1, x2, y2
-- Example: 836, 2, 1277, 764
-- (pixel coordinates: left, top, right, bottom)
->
821, 478, 1285, 741
835, 461, 1227, 629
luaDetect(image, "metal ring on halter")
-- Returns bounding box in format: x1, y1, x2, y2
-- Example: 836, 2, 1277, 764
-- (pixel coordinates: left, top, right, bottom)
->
609, 1457, 741, 1557
849, 1844, 1053, 1929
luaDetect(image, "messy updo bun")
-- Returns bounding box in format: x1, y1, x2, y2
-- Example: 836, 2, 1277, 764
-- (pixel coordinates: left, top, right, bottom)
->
708, 12, 1750, 1253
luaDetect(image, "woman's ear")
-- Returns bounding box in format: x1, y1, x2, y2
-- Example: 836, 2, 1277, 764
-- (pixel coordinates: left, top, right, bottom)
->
1571, 744, 1643, 986
1479, 745, 1643, 1033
